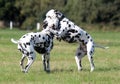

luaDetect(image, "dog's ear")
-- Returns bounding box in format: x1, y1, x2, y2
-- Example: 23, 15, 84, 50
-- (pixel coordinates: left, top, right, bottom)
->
54, 10, 64, 19
54, 9, 58, 13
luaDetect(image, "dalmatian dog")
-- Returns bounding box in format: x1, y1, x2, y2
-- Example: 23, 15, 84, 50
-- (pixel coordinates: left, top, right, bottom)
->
11, 29, 54, 73
43, 9, 108, 72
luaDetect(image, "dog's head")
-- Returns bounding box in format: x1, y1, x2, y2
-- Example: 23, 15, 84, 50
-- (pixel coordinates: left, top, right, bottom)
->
43, 9, 64, 30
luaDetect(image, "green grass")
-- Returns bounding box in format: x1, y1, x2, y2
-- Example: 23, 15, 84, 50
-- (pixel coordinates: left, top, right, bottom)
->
0, 28, 120, 84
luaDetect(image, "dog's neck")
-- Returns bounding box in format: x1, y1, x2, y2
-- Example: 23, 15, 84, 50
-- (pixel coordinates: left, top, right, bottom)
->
58, 15, 65, 30
42, 29, 54, 39
59, 15, 65, 21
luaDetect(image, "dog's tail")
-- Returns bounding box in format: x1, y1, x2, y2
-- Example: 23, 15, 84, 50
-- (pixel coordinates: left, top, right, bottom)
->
11, 38, 19, 44
94, 43, 109, 49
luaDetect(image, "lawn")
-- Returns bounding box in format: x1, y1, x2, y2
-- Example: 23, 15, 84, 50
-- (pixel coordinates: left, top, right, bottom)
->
0, 28, 120, 84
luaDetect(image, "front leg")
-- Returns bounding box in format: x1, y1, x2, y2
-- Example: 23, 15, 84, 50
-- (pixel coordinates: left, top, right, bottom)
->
42, 54, 47, 71
75, 44, 87, 71
46, 53, 50, 72
42, 53, 50, 72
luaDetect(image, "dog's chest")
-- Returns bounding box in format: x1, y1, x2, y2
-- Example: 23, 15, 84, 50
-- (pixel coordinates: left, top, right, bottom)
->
34, 46, 47, 54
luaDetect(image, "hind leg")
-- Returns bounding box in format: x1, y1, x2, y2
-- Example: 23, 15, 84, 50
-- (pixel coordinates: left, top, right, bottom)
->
24, 52, 36, 73
20, 54, 26, 72
75, 56, 83, 71
75, 43, 86, 71
87, 41, 95, 72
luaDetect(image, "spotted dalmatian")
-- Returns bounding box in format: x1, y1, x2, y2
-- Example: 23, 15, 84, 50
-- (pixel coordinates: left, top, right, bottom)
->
43, 9, 108, 72
11, 29, 54, 73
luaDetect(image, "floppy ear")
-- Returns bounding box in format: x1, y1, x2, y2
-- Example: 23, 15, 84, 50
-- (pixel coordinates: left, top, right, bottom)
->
54, 10, 64, 19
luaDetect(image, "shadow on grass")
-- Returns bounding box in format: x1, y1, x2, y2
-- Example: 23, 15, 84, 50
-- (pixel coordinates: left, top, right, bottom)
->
50, 68, 75, 73
50, 68, 92, 73
49, 65, 120, 73
95, 66, 120, 72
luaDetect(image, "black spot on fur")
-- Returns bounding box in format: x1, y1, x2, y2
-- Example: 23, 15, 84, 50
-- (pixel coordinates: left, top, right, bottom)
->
26, 52, 29, 56
78, 33, 81, 36
68, 29, 76, 33
23, 36, 26, 38
75, 35, 79, 38
52, 24, 56, 30
25, 65, 29, 69
85, 42, 87, 44
90, 39, 93, 42
65, 32, 71, 36
43, 37, 45, 39
78, 52, 82, 56
68, 24, 71, 27
81, 40, 84, 43
91, 56, 93, 59
75, 30, 78, 33
63, 20, 66, 22
58, 23, 61, 30
34, 41, 36, 43
39, 35, 41, 37
18, 49, 22, 52
31, 57, 34, 60
87, 36, 90, 39
31, 37, 34, 40
24, 43, 27, 48
26, 42, 30, 45
90, 51, 93, 55
67, 21, 69, 24
22, 51, 25, 54
30, 52, 34, 54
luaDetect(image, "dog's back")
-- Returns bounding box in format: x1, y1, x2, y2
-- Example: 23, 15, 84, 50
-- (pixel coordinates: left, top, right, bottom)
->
11, 29, 54, 55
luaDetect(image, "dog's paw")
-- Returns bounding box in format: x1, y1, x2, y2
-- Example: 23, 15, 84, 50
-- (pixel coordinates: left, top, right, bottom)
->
78, 68, 83, 71
90, 67, 95, 72
21, 69, 28, 73
55, 36, 61, 41
46, 70, 50, 73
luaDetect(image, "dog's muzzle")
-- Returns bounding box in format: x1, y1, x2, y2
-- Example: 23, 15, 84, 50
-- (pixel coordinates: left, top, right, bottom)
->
43, 20, 48, 29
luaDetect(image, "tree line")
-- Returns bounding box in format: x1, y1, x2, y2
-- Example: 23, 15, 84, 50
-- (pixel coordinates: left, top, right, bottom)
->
0, 0, 120, 29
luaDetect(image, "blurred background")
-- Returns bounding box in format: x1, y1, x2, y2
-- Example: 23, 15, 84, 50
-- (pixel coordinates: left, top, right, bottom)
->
0, 0, 120, 30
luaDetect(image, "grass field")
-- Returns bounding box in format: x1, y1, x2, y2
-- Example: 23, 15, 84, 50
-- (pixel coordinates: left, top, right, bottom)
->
0, 28, 120, 84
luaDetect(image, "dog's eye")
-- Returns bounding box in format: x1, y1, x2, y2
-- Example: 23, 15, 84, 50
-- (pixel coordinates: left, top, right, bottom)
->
47, 16, 51, 19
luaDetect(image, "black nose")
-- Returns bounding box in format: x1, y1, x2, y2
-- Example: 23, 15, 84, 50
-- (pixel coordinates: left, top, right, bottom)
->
43, 21, 48, 29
